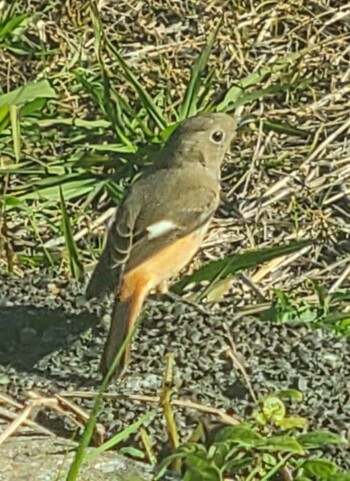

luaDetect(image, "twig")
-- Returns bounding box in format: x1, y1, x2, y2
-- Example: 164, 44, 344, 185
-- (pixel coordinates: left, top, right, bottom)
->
0, 396, 57, 447
223, 330, 257, 403
161, 355, 179, 441
59, 391, 240, 425
0, 405, 53, 436
329, 262, 350, 293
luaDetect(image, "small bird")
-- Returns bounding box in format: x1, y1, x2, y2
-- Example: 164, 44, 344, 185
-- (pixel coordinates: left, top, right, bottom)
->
86, 111, 239, 378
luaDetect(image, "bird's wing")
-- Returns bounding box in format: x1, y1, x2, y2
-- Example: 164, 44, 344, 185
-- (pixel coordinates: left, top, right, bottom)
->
85, 169, 219, 299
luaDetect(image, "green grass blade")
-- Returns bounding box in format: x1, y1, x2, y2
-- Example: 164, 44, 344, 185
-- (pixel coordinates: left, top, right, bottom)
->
0, 79, 57, 108
233, 84, 291, 107
0, 104, 9, 132
65, 321, 141, 481
89, 9, 144, 147
0, 13, 28, 41
28, 215, 55, 268
90, 3, 165, 139
173, 239, 313, 294
178, 20, 222, 120
36, 118, 111, 129
19, 178, 96, 202
262, 119, 309, 137
260, 453, 294, 481
85, 143, 136, 153
90, 12, 118, 130
237, 115, 308, 138
10, 105, 21, 161
81, 180, 107, 209
113, 90, 155, 139
195, 69, 216, 112
59, 187, 84, 281
216, 48, 310, 111
21, 97, 47, 117
0, 0, 16, 22
84, 411, 154, 463
104, 41, 167, 130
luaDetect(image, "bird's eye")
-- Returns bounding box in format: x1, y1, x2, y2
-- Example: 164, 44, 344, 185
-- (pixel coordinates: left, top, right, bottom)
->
210, 130, 225, 144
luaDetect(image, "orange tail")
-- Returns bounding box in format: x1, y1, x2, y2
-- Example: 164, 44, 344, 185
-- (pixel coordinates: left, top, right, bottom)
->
100, 281, 148, 378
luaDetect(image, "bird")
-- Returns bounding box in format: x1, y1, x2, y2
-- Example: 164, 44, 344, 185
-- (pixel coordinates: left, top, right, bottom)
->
86, 111, 239, 378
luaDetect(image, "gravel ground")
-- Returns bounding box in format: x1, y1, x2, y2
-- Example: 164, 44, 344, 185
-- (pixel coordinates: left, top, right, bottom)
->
0, 272, 349, 470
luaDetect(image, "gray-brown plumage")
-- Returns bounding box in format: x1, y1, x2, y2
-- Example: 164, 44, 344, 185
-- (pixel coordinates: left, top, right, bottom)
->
86, 112, 239, 377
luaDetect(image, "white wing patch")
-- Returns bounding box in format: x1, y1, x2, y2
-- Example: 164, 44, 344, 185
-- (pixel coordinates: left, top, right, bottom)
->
107, 208, 118, 229
197, 209, 213, 225
146, 220, 177, 239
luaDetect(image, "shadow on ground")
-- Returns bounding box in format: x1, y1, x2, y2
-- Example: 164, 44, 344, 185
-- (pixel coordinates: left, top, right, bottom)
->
0, 305, 98, 375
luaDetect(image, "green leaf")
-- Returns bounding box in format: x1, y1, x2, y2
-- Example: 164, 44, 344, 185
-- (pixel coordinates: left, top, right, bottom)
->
85, 411, 154, 463
224, 455, 254, 474
178, 20, 221, 120
1, 195, 26, 207
173, 239, 313, 294
277, 417, 308, 430
154, 455, 180, 480
155, 444, 207, 480
262, 453, 278, 466
209, 442, 229, 468
262, 396, 286, 423
214, 426, 263, 448
302, 459, 338, 478
326, 474, 350, 481
119, 447, 146, 459
298, 431, 346, 449
0, 79, 57, 108
206, 276, 235, 303
273, 389, 303, 401
154, 452, 189, 480
185, 454, 214, 470
0, 104, 9, 123
21, 97, 47, 117
257, 435, 305, 455
184, 465, 222, 481
261, 453, 295, 481
59, 187, 84, 281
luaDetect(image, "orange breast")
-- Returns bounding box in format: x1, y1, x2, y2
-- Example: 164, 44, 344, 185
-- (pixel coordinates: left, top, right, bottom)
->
119, 223, 210, 301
